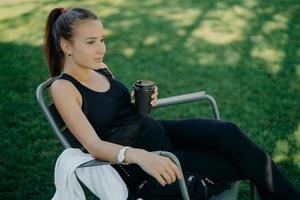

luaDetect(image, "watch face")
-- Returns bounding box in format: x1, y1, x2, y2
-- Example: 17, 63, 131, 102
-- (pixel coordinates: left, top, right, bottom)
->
118, 153, 124, 163
117, 147, 129, 164
117, 148, 125, 163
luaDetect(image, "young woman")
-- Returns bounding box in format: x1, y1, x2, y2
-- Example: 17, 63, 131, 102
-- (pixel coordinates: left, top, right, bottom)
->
44, 7, 300, 200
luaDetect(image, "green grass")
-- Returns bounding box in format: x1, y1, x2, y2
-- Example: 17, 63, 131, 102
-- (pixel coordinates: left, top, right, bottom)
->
0, 0, 300, 199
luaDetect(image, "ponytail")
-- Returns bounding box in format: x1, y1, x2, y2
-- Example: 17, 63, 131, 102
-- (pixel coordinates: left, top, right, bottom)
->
44, 8, 64, 77
43, 7, 98, 77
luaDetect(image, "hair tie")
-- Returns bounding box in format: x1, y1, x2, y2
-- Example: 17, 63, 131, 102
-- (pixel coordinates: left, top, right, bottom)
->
60, 7, 68, 14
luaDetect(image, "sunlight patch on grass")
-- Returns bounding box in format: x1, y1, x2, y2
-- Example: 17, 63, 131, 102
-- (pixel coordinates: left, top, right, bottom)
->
0, 25, 30, 43
176, 29, 186, 36
262, 14, 289, 34
294, 123, 300, 147
110, 0, 127, 7
104, 28, 114, 37
273, 140, 289, 162
123, 10, 135, 17
197, 53, 217, 66
272, 124, 300, 169
242, 0, 258, 9
122, 47, 135, 58
191, 5, 254, 45
0, 0, 34, 6
94, 7, 120, 17
0, 1, 33, 21
117, 18, 140, 30
251, 47, 285, 74
249, 11, 290, 74
293, 153, 300, 169
153, 8, 201, 27
197, 50, 240, 66
143, 0, 161, 6
40, 1, 85, 13
0, 14, 45, 45
143, 35, 158, 46
162, 43, 172, 51
0, 2, 120, 45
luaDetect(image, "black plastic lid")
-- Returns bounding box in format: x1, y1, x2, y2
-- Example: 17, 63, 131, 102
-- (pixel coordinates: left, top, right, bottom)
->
133, 80, 155, 90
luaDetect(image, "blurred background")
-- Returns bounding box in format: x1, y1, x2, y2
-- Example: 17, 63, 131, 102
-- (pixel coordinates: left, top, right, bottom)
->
0, 0, 299, 199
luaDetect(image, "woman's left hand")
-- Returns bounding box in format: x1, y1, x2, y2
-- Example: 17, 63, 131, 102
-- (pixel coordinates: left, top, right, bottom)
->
130, 86, 159, 107
150, 86, 158, 106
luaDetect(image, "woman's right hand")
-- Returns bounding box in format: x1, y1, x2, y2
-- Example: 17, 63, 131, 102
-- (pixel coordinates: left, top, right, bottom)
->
126, 148, 182, 186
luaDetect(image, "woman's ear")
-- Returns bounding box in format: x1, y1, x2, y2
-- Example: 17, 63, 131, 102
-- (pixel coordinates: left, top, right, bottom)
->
59, 38, 72, 55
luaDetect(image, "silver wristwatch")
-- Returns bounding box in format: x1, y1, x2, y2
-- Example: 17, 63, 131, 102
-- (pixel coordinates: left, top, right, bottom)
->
116, 146, 130, 164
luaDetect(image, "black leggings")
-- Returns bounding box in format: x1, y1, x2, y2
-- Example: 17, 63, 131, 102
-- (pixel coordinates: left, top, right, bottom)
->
158, 118, 300, 200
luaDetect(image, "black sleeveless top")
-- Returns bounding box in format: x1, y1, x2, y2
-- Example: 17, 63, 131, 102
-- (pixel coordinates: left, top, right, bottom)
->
58, 68, 172, 151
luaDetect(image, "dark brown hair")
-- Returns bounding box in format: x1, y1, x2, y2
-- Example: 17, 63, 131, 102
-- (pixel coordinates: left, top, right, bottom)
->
44, 8, 98, 77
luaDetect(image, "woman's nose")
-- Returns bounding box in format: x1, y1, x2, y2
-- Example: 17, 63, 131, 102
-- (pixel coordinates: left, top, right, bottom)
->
97, 42, 105, 54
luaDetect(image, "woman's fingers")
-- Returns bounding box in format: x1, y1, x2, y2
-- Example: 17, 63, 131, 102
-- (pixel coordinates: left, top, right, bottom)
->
150, 86, 158, 106
155, 172, 167, 186
164, 165, 177, 183
168, 159, 183, 180
151, 93, 158, 99
132, 87, 158, 106
158, 157, 180, 185
160, 170, 172, 185
150, 99, 157, 106
151, 86, 158, 98
137, 151, 181, 186
130, 87, 158, 106
164, 158, 182, 182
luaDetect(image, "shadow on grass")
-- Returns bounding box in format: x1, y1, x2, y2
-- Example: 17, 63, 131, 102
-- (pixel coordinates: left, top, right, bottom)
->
0, 0, 299, 199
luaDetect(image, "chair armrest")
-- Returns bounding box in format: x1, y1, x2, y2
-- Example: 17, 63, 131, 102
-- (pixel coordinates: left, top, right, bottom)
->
153, 91, 220, 120
78, 151, 163, 168
154, 151, 190, 200
78, 151, 179, 168
154, 91, 206, 107
79, 159, 115, 167
79, 151, 190, 200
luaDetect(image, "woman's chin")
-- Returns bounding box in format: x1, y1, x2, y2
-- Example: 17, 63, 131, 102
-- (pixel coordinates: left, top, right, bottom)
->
94, 58, 103, 63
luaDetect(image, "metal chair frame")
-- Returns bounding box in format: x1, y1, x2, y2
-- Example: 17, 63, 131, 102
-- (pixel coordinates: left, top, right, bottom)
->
36, 76, 257, 200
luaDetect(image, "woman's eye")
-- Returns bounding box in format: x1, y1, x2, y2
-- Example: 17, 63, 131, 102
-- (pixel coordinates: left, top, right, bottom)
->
101, 38, 105, 42
87, 41, 95, 44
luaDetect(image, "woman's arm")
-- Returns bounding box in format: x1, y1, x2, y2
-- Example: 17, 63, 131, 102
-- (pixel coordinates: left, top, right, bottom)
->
50, 79, 122, 161
50, 79, 181, 186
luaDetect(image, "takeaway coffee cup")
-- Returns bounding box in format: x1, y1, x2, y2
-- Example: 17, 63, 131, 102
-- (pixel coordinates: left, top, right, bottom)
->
133, 80, 155, 115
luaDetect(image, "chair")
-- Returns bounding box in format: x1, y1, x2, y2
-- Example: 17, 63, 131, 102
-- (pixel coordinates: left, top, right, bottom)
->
36, 76, 257, 200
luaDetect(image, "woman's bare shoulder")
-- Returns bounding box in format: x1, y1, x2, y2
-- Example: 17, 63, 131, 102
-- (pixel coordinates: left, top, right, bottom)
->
96, 62, 108, 69
50, 78, 81, 104
50, 78, 75, 94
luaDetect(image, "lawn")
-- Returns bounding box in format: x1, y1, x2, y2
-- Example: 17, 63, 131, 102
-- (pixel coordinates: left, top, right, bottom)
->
0, 0, 299, 199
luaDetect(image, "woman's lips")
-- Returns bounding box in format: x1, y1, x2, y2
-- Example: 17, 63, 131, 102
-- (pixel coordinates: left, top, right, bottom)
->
94, 58, 103, 62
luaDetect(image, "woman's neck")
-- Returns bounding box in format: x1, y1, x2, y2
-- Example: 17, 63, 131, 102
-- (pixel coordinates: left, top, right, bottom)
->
63, 61, 94, 82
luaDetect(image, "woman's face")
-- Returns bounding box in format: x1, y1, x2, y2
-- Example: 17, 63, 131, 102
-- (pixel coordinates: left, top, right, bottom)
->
69, 20, 106, 69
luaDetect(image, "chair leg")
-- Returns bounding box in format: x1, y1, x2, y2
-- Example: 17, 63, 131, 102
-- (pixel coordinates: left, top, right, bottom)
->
250, 181, 258, 200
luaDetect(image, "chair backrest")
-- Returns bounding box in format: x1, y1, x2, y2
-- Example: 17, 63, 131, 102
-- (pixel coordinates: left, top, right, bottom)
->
36, 77, 82, 149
